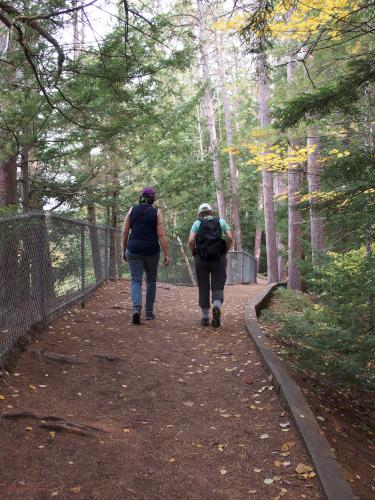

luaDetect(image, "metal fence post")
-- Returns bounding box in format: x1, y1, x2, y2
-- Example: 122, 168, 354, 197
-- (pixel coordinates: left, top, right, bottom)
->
80, 225, 85, 291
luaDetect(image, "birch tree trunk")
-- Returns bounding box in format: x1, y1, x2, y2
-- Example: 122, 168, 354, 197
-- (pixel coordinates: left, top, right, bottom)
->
196, 0, 226, 220
215, 32, 242, 250
257, 52, 278, 283
307, 125, 325, 266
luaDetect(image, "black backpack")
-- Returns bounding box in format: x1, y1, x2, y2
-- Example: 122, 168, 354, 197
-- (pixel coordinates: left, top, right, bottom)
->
196, 217, 226, 260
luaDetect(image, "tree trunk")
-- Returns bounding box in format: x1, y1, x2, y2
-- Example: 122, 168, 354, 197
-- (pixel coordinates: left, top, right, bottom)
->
109, 172, 119, 279
287, 141, 303, 290
287, 55, 303, 290
254, 182, 263, 273
177, 236, 196, 286
215, 32, 242, 250
87, 200, 103, 283
196, 105, 204, 161
196, 0, 226, 220
307, 125, 325, 266
0, 154, 17, 207
257, 52, 278, 283
274, 172, 288, 281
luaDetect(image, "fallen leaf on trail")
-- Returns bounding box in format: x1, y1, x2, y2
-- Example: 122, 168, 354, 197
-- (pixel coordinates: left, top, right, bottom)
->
260, 433, 270, 439
221, 413, 231, 418
25, 426, 33, 431
220, 469, 227, 475
274, 460, 282, 467
192, 442, 202, 448
218, 444, 225, 452
29, 384, 37, 390
264, 478, 274, 484
281, 441, 295, 452
123, 428, 130, 433
168, 458, 176, 463
295, 463, 314, 474
183, 401, 194, 407
248, 490, 257, 495
51, 492, 59, 497
70, 487, 81, 493
253, 468, 262, 473
0, 395, 5, 400
279, 422, 290, 428
49, 431, 56, 438
302, 472, 316, 480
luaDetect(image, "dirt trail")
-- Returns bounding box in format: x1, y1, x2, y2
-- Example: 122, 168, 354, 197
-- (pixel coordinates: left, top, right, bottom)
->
0, 280, 321, 499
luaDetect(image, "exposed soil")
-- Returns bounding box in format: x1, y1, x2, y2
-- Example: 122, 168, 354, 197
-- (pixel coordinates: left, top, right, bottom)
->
0, 280, 323, 500
258, 296, 375, 500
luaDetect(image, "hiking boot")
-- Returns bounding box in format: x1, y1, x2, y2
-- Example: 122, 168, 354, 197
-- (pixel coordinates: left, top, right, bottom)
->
132, 311, 141, 324
211, 306, 221, 327
145, 311, 155, 320
200, 317, 210, 327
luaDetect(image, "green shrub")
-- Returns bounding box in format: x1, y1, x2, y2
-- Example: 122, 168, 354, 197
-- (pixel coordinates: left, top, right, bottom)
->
261, 247, 375, 390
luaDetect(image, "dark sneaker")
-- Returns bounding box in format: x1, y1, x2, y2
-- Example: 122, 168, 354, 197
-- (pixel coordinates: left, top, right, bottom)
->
132, 311, 141, 324
200, 317, 210, 327
145, 312, 155, 320
212, 306, 221, 327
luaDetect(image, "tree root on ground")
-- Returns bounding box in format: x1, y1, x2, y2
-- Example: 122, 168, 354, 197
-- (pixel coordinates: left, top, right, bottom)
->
2, 410, 106, 435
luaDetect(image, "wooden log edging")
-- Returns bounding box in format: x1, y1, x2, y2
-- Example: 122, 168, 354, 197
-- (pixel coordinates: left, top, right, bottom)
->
245, 283, 356, 500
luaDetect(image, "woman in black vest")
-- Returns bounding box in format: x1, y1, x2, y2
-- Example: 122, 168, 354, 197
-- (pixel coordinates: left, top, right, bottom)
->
121, 187, 170, 324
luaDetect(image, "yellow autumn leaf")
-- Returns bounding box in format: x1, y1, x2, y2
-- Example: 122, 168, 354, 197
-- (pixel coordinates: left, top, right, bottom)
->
25, 426, 33, 431
49, 431, 56, 438
302, 471, 317, 479
29, 384, 37, 390
0, 394, 5, 400
274, 460, 282, 467
295, 463, 314, 474
123, 428, 130, 433
70, 486, 81, 493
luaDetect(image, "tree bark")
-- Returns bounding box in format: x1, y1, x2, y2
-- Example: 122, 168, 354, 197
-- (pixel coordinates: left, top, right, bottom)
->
274, 173, 288, 281
307, 125, 324, 266
214, 32, 242, 250
0, 154, 17, 206
109, 171, 119, 279
254, 183, 263, 273
287, 55, 303, 290
257, 52, 278, 283
287, 141, 303, 290
196, 0, 226, 220
87, 199, 103, 283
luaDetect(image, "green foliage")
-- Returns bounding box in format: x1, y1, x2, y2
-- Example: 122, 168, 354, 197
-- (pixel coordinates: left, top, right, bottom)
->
273, 56, 375, 130
262, 249, 375, 389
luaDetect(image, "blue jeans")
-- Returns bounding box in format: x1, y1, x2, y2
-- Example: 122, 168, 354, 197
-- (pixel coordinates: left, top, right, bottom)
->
125, 250, 160, 313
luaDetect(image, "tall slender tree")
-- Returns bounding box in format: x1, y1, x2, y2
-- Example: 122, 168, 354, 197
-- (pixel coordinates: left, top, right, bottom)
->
196, 0, 226, 219
257, 52, 278, 283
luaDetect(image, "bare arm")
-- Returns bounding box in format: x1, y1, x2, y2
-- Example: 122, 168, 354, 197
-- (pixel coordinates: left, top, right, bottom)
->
121, 208, 132, 260
157, 209, 170, 267
225, 229, 233, 252
188, 232, 196, 253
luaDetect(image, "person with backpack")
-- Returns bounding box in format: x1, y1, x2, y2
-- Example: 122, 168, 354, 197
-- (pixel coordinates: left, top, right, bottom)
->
188, 203, 233, 327
121, 187, 170, 324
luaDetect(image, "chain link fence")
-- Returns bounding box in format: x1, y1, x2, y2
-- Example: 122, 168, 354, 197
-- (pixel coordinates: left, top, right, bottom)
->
0, 212, 256, 366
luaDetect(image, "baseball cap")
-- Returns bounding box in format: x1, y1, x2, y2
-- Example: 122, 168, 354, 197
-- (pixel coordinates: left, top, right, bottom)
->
198, 203, 213, 215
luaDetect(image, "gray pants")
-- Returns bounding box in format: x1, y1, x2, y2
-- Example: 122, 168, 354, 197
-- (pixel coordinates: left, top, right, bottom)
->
194, 254, 227, 309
